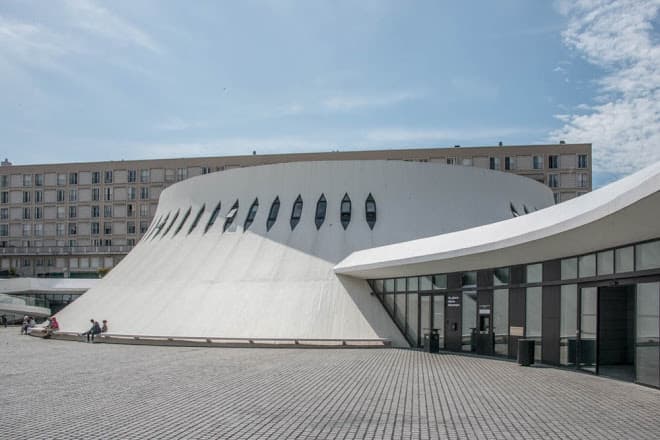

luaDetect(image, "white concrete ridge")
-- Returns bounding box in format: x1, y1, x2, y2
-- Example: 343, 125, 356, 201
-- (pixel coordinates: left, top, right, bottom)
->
54, 161, 553, 346
335, 161, 660, 279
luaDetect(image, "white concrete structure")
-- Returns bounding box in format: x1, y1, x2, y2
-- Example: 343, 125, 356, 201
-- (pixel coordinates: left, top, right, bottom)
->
54, 161, 553, 346
335, 161, 660, 278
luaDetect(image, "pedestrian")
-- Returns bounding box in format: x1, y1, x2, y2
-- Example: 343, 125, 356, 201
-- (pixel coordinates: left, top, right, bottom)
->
21, 316, 29, 335
101, 320, 108, 333
1, 314, 7, 328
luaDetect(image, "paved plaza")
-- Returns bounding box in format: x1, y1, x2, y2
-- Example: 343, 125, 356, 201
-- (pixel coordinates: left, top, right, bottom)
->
1, 328, 659, 439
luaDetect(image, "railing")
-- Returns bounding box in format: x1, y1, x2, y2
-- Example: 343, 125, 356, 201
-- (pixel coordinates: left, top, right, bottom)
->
0, 246, 134, 256
31, 330, 392, 348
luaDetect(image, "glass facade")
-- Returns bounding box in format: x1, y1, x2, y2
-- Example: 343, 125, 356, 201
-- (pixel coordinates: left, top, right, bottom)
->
369, 237, 660, 388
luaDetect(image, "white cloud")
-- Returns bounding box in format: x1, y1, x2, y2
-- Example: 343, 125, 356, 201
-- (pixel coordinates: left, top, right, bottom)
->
322, 91, 422, 111
550, 0, 660, 177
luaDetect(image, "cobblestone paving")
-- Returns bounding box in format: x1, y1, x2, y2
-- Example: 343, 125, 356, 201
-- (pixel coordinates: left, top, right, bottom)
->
1, 328, 659, 439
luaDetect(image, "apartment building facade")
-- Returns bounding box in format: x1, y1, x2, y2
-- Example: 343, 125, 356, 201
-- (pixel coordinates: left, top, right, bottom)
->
0, 143, 591, 277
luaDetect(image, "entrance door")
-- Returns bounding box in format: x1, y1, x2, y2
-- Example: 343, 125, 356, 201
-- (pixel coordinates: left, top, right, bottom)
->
578, 286, 598, 373
419, 294, 445, 349
598, 285, 635, 381
433, 295, 445, 349
635, 282, 660, 387
476, 290, 493, 355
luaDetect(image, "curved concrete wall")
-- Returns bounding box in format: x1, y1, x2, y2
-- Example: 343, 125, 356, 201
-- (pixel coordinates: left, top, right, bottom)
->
55, 161, 553, 346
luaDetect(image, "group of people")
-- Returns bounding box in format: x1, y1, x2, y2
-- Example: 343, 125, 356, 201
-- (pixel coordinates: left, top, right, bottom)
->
82, 319, 108, 342
20, 316, 36, 335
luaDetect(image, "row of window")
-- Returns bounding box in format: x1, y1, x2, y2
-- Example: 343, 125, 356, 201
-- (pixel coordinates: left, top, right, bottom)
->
148, 193, 378, 240
454, 153, 589, 171
0, 221, 149, 237
1, 204, 152, 221
0, 187, 154, 205
547, 173, 589, 188
0, 238, 130, 249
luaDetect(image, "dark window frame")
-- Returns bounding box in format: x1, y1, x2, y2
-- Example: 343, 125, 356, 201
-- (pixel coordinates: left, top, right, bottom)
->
315, 194, 327, 230
188, 204, 206, 235
266, 197, 280, 231
290, 195, 303, 230
223, 200, 239, 232
340, 193, 351, 230
244, 198, 259, 231
204, 202, 222, 233
365, 193, 377, 230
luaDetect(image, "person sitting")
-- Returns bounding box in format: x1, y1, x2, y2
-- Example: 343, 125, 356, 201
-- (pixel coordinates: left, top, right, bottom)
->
82, 319, 101, 342
44, 316, 59, 338
101, 320, 108, 333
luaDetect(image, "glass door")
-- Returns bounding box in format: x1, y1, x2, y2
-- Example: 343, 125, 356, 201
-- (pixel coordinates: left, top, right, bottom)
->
579, 286, 598, 373
636, 282, 660, 387
420, 294, 431, 348
433, 295, 445, 349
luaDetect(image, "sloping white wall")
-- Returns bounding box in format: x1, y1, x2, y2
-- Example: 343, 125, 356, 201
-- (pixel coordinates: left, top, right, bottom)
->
55, 161, 553, 346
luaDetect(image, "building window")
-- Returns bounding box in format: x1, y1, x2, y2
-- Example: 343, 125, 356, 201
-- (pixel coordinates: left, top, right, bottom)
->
446, 158, 456, 165
56, 223, 65, 236
365, 193, 377, 230
266, 197, 280, 231
139, 221, 149, 234
57, 206, 65, 219
504, 156, 515, 170
577, 173, 588, 188
104, 205, 112, 218
91, 206, 100, 218
162, 209, 180, 237
140, 204, 149, 217
68, 223, 77, 235
510, 202, 519, 217
92, 171, 100, 184
461, 158, 473, 166
22, 224, 31, 236
205, 202, 222, 233
0, 208, 7, 220
489, 157, 500, 170
340, 193, 351, 230
127, 221, 136, 235
103, 222, 112, 235
0, 176, 8, 188
553, 192, 560, 204
127, 170, 137, 183
104, 170, 113, 184
188, 204, 205, 234
23, 191, 31, 203
548, 155, 559, 169
140, 187, 149, 200
104, 188, 112, 201
173, 207, 192, 236
23, 174, 32, 187
23, 207, 31, 220
69, 189, 77, 202
244, 199, 259, 231
165, 169, 175, 182
34, 191, 42, 203
176, 168, 187, 181
0, 192, 8, 204
57, 190, 66, 202
526, 263, 542, 283
223, 201, 238, 232
548, 174, 559, 188
578, 154, 588, 169
533, 156, 543, 169
314, 194, 327, 230
34, 224, 43, 236
69, 206, 77, 218
69, 173, 78, 185
57, 173, 67, 185
91, 222, 100, 235
34, 174, 43, 186
0, 224, 7, 236
92, 188, 100, 201
290, 195, 303, 230
493, 267, 510, 286
128, 187, 136, 200
140, 169, 150, 183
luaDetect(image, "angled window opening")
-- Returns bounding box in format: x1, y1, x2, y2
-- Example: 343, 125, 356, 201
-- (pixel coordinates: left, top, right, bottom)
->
523, 204, 529, 214
340, 193, 351, 230
151, 213, 170, 240
266, 197, 280, 231
161, 209, 180, 238
204, 201, 221, 233
290, 195, 303, 230
173, 206, 192, 237
188, 204, 206, 235
510, 202, 520, 217
144, 214, 163, 239
223, 200, 239, 232
315, 194, 327, 230
365, 193, 377, 230
244, 198, 259, 231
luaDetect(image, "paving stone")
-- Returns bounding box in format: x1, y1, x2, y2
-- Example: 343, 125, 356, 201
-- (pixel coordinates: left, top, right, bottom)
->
1, 328, 659, 439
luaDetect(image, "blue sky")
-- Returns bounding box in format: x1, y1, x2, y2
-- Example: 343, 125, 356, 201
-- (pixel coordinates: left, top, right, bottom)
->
0, 0, 658, 187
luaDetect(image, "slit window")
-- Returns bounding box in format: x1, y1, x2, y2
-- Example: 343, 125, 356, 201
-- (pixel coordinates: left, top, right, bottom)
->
340, 193, 351, 230
510, 202, 519, 217
144, 214, 162, 239
315, 194, 326, 230
523, 204, 529, 214
161, 209, 180, 237
188, 204, 205, 234
266, 197, 280, 231
244, 198, 259, 231
173, 207, 192, 237
223, 200, 239, 232
290, 195, 303, 230
365, 193, 376, 230
204, 202, 221, 233
151, 213, 170, 239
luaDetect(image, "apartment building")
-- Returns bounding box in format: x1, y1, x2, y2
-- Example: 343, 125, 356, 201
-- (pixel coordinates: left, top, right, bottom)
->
0, 143, 591, 277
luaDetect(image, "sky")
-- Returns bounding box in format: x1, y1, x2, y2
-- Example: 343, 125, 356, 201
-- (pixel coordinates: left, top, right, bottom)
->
0, 0, 658, 187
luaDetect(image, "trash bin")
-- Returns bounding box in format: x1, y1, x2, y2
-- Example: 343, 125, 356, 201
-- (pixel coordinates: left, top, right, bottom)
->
423, 329, 440, 353
517, 339, 535, 366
